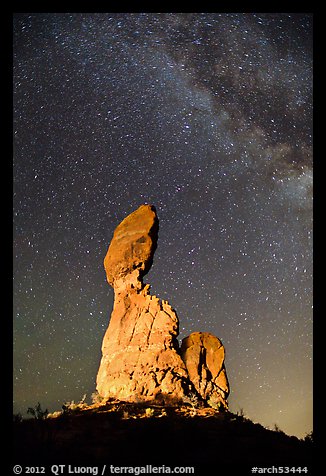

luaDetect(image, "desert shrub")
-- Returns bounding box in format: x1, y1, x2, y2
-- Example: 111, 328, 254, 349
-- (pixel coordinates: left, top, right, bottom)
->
47, 411, 63, 419
145, 407, 155, 418
236, 408, 246, 421
13, 412, 23, 423
62, 394, 88, 413
27, 402, 48, 420
91, 391, 106, 405
207, 395, 227, 412
273, 423, 285, 434
207, 399, 221, 410
183, 392, 199, 408
303, 431, 313, 444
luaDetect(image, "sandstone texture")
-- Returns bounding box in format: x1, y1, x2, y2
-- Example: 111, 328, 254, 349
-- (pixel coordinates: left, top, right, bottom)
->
96, 204, 230, 408
181, 332, 229, 409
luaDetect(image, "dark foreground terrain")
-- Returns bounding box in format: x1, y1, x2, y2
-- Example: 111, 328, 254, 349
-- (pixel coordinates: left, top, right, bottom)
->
12, 402, 313, 475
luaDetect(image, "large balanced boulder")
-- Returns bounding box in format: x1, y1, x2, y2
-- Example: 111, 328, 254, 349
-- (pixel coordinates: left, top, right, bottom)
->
97, 204, 191, 402
180, 332, 229, 409
103, 204, 159, 288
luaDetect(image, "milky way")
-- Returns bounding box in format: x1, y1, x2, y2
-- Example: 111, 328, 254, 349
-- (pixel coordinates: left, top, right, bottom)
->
13, 13, 312, 437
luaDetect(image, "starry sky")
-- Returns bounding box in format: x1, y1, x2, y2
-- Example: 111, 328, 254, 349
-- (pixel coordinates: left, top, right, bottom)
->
13, 12, 313, 438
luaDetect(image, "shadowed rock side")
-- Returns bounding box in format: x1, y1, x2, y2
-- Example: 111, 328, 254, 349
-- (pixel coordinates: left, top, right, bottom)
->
96, 204, 229, 408
181, 332, 229, 409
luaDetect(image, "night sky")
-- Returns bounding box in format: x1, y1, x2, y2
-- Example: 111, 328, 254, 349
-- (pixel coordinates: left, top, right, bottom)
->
13, 12, 313, 438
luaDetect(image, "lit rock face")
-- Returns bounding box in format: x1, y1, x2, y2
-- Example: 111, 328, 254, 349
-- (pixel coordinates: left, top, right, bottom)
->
96, 204, 190, 402
180, 332, 230, 409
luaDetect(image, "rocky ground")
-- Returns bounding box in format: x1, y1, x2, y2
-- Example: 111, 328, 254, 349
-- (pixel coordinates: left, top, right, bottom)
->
12, 402, 313, 474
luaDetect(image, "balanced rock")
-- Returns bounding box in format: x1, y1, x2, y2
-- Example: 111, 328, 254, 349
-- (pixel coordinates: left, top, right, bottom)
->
97, 204, 230, 408
103, 204, 159, 288
181, 332, 229, 409
97, 204, 190, 402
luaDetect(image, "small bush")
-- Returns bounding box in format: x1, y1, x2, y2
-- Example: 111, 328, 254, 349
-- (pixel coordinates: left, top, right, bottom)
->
207, 395, 227, 412
303, 431, 313, 444
27, 402, 48, 420
13, 412, 23, 423
273, 423, 285, 434
91, 391, 106, 405
145, 407, 155, 418
236, 408, 246, 421
183, 392, 199, 408
47, 411, 63, 419
62, 394, 88, 414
